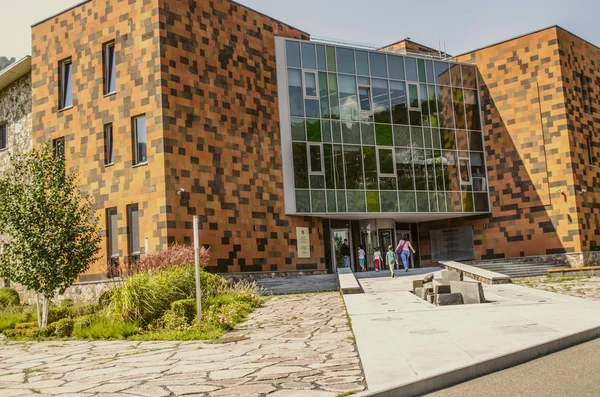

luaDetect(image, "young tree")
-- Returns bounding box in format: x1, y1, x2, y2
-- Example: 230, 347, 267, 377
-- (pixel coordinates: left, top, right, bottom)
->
0, 144, 101, 327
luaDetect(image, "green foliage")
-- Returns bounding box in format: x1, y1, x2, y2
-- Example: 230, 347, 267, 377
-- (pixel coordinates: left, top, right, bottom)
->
15, 321, 37, 330
98, 289, 113, 307
48, 306, 72, 323
72, 314, 138, 339
53, 318, 74, 337
110, 265, 226, 324
0, 287, 20, 308
0, 306, 36, 331
160, 310, 188, 330
60, 299, 74, 307
72, 304, 98, 317
4, 323, 55, 339
0, 144, 101, 326
171, 299, 196, 323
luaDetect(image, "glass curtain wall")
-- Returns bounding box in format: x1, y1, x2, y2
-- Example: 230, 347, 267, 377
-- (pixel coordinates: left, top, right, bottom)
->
284, 39, 488, 214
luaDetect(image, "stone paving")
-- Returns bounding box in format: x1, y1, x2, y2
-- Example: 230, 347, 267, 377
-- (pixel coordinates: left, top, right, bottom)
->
0, 292, 366, 397
513, 275, 600, 301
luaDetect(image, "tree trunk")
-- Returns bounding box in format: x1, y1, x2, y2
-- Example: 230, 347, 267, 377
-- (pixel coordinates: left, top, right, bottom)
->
41, 295, 49, 328
36, 293, 41, 328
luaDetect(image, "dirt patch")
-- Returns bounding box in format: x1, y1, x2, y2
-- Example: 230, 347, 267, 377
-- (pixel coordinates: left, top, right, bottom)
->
512, 275, 600, 301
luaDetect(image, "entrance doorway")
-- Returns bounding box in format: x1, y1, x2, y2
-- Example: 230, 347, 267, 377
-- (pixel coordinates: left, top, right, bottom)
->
396, 229, 414, 269
378, 229, 394, 269
331, 228, 352, 273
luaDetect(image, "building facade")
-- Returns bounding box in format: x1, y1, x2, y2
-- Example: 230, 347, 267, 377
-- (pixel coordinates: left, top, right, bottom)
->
28, 0, 600, 279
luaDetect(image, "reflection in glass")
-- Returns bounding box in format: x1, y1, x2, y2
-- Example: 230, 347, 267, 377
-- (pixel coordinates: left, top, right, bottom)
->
348, 191, 366, 212
356, 51, 370, 75
344, 146, 363, 189
337, 190, 347, 212
450, 63, 462, 87
301, 43, 316, 70
417, 59, 426, 83
411, 127, 423, 148
305, 72, 317, 97
342, 121, 361, 144
469, 130, 483, 151
369, 52, 387, 78
327, 190, 336, 212
363, 146, 378, 190
379, 177, 396, 190
336, 48, 355, 74
333, 145, 345, 188
328, 74, 339, 119
425, 150, 436, 191
288, 69, 303, 117
291, 118, 305, 141
423, 127, 433, 148
310, 175, 325, 189
405, 57, 417, 82
381, 191, 398, 212
434, 61, 450, 85
434, 150, 444, 190
339, 75, 359, 121
390, 81, 408, 125
438, 192, 447, 212
395, 148, 414, 190
456, 129, 468, 151
412, 149, 427, 190
305, 99, 320, 118
420, 84, 429, 125
388, 55, 405, 80
296, 190, 310, 212
372, 79, 391, 123
408, 84, 419, 109
437, 85, 454, 128
399, 191, 416, 212
376, 124, 393, 146
461, 64, 477, 89
366, 191, 380, 212
332, 121, 342, 143
311, 190, 326, 212
440, 129, 456, 149
324, 144, 334, 188
379, 148, 394, 175
425, 60, 434, 84
453, 87, 466, 129
326, 46, 336, 72
416, 192, 429, 212
474, 192, 489, 212
319, 72, 329, 118
292, 142, 308, 188
286, 41, 301, 68
361, 123, 375, 145
443, 150, 459, 191
316, 45, 326, 71
462, 192, 474, 212
470, 152, 486, 192
464, 89, 481, 130
307, 119, 321, 142
359, 87, 372, 111
427, 85, 438, 127
394, 125, 410, 147
432, 128, 442, 149
459, 158, 471, 186
448, 191, 462, 212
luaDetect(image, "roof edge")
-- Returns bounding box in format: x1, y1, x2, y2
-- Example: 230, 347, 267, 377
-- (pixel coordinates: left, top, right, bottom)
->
0, 56, 32, 92
31, 0, 91, 28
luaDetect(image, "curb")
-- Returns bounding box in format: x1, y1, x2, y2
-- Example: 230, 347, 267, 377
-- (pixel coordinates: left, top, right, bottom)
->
354, 325, 600, 397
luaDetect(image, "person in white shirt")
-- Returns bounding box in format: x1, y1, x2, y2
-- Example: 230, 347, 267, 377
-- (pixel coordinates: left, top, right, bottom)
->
358, 246, 366, 272
373, 247, 382, 272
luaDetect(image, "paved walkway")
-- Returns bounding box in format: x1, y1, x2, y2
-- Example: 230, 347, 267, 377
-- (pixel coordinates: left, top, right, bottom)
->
426, 337, 600, 397
0, 292, 365, 397
344, 269, 600, 392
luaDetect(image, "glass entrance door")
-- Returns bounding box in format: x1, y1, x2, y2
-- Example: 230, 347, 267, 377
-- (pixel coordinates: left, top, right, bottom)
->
331, 228, 352, 272
378, 229, 394, 269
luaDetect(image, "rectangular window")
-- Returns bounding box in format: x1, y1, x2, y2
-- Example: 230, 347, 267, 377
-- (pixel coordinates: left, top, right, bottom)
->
358, 86, 372, 112
104, 123, 114, 165
127, 204, 140, 262
578, 72, 592, 114
106, 207, 119, 276
104, 41, 116, 95
408, 84, 420, 109
378, 148, 395, 176
459, 158, 471, 185
304, 71, 318, 98
133, 115, 147, 165
0, 123, 7, 150
52, 137, 65, 159
309, 144, 323, 174
59, 59, 73, 109
587, 137, 594, 166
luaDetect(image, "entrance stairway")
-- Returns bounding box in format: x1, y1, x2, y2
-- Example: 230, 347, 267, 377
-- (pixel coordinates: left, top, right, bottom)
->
256, 274, 338, 294
465, 260, 565, 278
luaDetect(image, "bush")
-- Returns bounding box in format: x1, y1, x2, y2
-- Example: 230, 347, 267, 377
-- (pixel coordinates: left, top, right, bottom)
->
111, 244, 210, 277
201, 271, 227, 301
171, 299, 196, 323
98, 290, 113, 307
48, 306, 73, 323
54, 318, 74, 337
160, 310, 188, 330
72, 314, 138, 339
15, 321, 37, 330
72, 304, 98, 317
60, 298, 74, 307
74, 314, 94, 330
0, 287, 20, 308
4, 323, 55, 339
0, 306, 36, 332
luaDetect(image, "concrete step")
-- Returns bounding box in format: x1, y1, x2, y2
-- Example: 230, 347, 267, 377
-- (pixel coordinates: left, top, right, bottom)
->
256, 274, 338, 295
467, 261, 561, 278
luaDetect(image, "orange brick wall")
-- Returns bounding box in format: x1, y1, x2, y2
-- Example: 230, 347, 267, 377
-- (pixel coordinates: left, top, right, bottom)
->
31, 0, 168, 278
157, 0, 325, 272
419, 27, 583, 265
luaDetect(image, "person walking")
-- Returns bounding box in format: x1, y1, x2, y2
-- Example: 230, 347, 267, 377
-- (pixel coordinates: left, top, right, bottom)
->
358, 246, 366, 272
396, 234, 416, 272
341, 239, 350, 268
373, 247, 382, 272
386, 245, 398, 278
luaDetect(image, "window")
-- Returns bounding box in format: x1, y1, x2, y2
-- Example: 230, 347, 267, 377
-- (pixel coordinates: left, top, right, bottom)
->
308, 144, 323, 174
133, 115, 147, 165
587, 137, 594, 166
106, 207, 119, 275
104, 41, 116, 95
53, 137, 65, 159
59, 59, 73, 109
304, 71, 318, 98
459, 158, 471, 185
408, 84, 420, 109
104, 123, 114, 165
0, 123, 7, 150
578, 72, 591, 114
359, 86, 372, 112
127, 204, 140, 262
377, 148, 395, 176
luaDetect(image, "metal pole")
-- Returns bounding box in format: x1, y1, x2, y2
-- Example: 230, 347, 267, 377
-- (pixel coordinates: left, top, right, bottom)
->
193, 215, 202, 321
144, 237, 149, 257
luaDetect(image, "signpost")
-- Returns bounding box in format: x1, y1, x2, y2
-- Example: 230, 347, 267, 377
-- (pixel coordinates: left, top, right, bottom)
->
193, 216, 202, 320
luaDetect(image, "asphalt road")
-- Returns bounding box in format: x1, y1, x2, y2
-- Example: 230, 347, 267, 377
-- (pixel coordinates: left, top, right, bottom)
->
425, 337, 600, 397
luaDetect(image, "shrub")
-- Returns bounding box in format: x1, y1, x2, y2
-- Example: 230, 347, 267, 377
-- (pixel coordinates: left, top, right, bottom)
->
171, 299, 196, 323
72, 304, 98, 317
48, 306, 73, 323
72, 314, 138, 339
160, 310, 188, 330
0, 287, 20, 308
98, 290, 113, 307
0, 306, 36, 332
74, 314, 94, 330
60, 298, 74, 307
110, 244, 210, 277
54, 318, 74, 337
15, 321, 37, 330
201, 271, 227, 301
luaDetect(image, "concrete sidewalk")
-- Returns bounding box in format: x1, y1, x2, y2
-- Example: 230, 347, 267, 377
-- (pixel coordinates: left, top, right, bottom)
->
344, 269, 600, 393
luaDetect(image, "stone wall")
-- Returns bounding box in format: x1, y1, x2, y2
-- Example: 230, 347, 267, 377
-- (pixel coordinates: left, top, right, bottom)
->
467, 251, 600, 269
218, 269, 327, 283
0, 73, 32, 172
9, 279, 119, 306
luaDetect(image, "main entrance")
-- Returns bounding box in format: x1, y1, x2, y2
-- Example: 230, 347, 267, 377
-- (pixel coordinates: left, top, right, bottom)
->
331, 228, 352, 272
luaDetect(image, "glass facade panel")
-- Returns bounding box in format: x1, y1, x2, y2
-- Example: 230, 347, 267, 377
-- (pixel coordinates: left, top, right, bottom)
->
462, 192, 474, 212
309, 145, 322, 172
381, 191, 398, 212
322, 120, 331, 142
413, 149, 427, 190
411, 127, 423, 148
450, 63, 462, 87
293, 142, 309, 188
461, 64, 477, 89
443, 150, 460, 191
339, 75, 359, 120
390, 81, 408, 125
425, 150, 436, 191
324, 144, 334, 188
361, 122, 375, 145
348, 191, 366, 212
286, 41, 301, 68
296, 190, 310, 212
342, 121, 361, 144
332, 121, 342, 143
359, 87, 371, 112
379, 177, 396, 190
369, 52, 387, 78
375, 124, 393, 146
305, 99, 320, 118
434, 61, 450, 86
356, 51, 369, 75
399, 191, 416, 212
336, 48, 355, 74
316, 45, 326, 71
306, 119, 321, 142
437, 85, 454, 128
327, 190, 337, 212
363, 146, 378, 190
425, 60, 435, 84
337, 190, 347, 212
328, 73, 339, 119
366, 191, 380, 212
311, 190, 326, 212
405, 57, 417, 82
310, 174, 325, 189
416, 192, 429, 212
474, 192, 489, 212
378, 148, 394, 175
388, 55, 405, 80
417, 59, 426, 83
326, 46, 336, 72
301, 43, 316, 70
396, 148, 414, 190
469, 130, 483, 152
319, 72, 329, 118
288, 69, 303, 117
456, 129, 468, 151
305, 72, 317, 97
333, 145, 345, 188
408, 84, 419, 108
453, 87, 466, 129
464, 89, 481, 130
344, 146, 363, 189
372, 79, 391, 123
291, 118, 305, 141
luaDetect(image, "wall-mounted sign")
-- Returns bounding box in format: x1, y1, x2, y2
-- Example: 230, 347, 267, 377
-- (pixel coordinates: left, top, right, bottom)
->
296, 227, 310, 258
430, 227, 475, 262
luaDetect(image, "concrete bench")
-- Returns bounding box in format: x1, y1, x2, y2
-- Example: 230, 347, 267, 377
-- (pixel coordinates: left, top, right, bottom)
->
337, 268, 361, 294
440, 261, 511, 285
548, 266, 600, 277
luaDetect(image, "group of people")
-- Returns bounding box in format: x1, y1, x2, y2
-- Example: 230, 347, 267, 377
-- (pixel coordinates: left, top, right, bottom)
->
341, 235, 416, 278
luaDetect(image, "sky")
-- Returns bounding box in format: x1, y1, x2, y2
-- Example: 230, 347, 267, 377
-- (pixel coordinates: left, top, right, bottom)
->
1, 0, 599, 59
